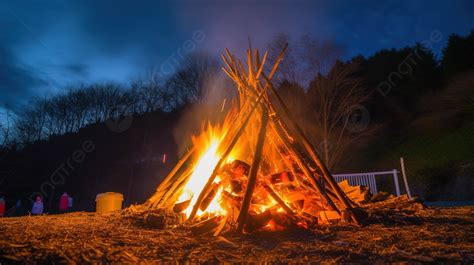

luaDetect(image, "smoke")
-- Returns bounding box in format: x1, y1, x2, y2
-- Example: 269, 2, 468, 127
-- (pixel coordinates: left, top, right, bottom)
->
172, 71, 236, 155
174, 1, 324, 53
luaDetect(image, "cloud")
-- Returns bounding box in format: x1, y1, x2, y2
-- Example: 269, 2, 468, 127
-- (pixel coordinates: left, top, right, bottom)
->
0, 0, 473, 112
0, 44, 48, 109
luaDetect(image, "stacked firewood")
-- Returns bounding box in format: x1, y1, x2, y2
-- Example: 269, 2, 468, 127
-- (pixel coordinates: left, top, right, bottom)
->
337, 180, 371, 205
173, 159, 353, 235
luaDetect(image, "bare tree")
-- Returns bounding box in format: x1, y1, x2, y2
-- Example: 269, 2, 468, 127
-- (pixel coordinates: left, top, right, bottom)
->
0, 107, 12, 146
86, 83, 131, 123
267, 33, 369, 170
132, 70, 169, 113
9, 50, 222, 143
166, 50, 220, 107
306, 61, 375, 170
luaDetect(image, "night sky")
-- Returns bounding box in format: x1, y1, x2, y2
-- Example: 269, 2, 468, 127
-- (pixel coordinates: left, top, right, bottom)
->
0, 0, 473, 111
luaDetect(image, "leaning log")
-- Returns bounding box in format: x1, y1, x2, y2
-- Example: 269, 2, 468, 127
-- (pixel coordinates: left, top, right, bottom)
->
262, 184, 296, 216
190, 216, 222, 236
245, 210, 272, 232
237, 109, 268, 233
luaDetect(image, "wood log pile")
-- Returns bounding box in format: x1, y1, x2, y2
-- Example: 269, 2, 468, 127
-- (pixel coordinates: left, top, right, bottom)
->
143, 43, 364, 233
337, 180, 371, 205
178, 159, 353, 234
161, 159, 388, 235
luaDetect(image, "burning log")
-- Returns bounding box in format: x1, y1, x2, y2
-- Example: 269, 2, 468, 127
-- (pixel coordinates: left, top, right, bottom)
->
282, 186, 306, 201
245, 210, 272, 233
271, 212, 297, 229
190, 216, 222, 236
230, 180, 243, 193
237, 110, 269, 233
281, 187, 306, 210
268, 171, 294, 184
173, 200, 191, 213
221, 191, 242, 222
200, 183, 220, 211
213, 216, 229, 236
230, 160, 250, 176
291, 200, 304, 210
318, 211, 341, 224
222, 190, 242, 209
302, 199, 325, 218
262, 184, 296, 216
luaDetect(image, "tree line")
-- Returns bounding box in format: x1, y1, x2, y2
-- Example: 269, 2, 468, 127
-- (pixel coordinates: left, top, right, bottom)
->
2, 30, 473, 172
2, 51, 220, 145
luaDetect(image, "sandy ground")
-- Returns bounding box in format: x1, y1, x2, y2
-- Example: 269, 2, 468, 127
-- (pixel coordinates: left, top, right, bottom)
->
0, 200, 473, 263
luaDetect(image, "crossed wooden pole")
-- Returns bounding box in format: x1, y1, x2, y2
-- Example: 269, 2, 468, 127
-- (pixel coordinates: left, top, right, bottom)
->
144, 43, 360, 231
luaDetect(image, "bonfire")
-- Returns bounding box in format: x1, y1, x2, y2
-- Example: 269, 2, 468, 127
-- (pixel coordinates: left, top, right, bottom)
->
143, 44, 364, 234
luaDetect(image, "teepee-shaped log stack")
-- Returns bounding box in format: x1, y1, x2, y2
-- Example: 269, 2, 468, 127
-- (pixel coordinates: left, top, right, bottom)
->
143, 44, 362, 233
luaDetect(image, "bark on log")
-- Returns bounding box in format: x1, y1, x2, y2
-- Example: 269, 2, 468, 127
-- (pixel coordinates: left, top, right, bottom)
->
237, 109, 268, 233
262, 184, 296, 216
190, 216, 222, 236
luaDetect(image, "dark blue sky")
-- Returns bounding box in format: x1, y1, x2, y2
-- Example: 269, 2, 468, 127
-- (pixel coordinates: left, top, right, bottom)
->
0, 0, 473, 111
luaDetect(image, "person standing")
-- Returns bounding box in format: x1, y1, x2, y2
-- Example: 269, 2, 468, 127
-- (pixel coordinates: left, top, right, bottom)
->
67, 195, 73, 212
59, 192, 69, 212
0, 193, 5, 217
31, 195, 43, 215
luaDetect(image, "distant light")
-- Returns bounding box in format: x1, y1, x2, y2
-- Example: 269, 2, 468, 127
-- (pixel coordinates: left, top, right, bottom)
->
221, 99, 226, 112
162, 153, 167, 163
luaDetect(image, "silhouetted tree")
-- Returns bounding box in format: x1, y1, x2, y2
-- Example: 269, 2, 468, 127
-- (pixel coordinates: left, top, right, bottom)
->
360, 44, 440, 124
306, 61, 375, 170
0, 108, 12, 146
442, 30, 474, 80
166, 51, 220, 107
132, 71, 167, 113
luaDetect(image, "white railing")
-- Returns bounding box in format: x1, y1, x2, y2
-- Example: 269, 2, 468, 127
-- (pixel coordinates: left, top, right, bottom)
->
333, 169, 401, 196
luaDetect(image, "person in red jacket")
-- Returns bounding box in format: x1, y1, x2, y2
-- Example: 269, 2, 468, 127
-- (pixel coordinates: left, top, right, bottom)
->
59, 192, 69, 212
0, 193, 5, 217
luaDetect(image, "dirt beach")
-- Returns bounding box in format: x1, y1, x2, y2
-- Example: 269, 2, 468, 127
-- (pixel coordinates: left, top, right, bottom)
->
0, 199, 473, 263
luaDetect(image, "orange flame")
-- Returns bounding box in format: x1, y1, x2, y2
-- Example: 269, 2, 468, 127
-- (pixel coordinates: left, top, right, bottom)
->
174, 109, 290, 223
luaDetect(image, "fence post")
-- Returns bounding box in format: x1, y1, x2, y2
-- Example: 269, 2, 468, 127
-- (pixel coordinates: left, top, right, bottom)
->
392, 169, 401, 196
400, 157, 412, 198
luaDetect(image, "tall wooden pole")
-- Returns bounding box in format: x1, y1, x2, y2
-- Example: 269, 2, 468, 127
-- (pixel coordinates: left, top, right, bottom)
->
261, 73, 360, 224
237, 109, 268, 233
